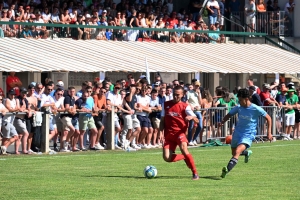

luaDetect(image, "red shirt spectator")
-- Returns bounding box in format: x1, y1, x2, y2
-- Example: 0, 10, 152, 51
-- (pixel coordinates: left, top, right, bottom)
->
167, 12, 178, 29
259, 84, 278, 106
6, 72, 22, 96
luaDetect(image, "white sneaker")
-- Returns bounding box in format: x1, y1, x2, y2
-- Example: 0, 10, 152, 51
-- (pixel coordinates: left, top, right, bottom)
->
115, 145, 122, 150
28, 149, 37, 154
123, 140, 129, 150
95, 143, 105, 150
188, 142, 194, 146
141, 144, 151, 149
60, 149, 71, 152
193, 140, 198, 146
131, 144, 141, 150
48, 149, 57, 154
0, 146, 7, 155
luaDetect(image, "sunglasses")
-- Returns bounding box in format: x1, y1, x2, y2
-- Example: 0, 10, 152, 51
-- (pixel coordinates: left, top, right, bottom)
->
100, 91, 106, 93
114, 87, 120, 89
37, 87, 43, 90
48, 89, 53, 91
87, 90, 92, 92
57, 93, 63, 96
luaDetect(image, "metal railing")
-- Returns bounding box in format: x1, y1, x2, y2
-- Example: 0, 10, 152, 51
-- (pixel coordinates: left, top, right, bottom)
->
230, 11, 293, 37
0, 21, 266, 43
200, 106, 278, 142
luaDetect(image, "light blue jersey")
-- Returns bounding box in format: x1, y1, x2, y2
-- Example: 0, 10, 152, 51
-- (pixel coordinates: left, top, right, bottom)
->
229, 104, 266, 147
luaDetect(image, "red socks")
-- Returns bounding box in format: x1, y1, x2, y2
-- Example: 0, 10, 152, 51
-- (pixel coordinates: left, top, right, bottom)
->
184, 154, 198, 175
170, 154, 185, 162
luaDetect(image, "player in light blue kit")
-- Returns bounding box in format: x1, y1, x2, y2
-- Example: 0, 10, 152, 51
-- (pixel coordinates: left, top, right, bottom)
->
218, 89, 273, 178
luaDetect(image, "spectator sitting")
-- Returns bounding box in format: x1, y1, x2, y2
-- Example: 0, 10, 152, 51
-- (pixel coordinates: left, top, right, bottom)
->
207, 25, 220, 44
20, 25, 32, 38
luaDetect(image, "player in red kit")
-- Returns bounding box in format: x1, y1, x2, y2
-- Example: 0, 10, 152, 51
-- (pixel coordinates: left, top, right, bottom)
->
160, 86, 200, 180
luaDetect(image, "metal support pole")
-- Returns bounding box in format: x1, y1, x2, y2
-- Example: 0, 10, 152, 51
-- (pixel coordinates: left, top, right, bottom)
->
41, 109, 49, 153
223, 108, 229, 137
107, 106, 115, 150
272, 106, 276, 136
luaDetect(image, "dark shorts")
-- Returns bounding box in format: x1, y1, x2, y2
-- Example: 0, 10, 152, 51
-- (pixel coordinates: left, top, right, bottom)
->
164, 133, 188, 152
295, 110, 300, 123
137, 115, 152, 128
93, 115, 103, 129
26, 117, 36, 134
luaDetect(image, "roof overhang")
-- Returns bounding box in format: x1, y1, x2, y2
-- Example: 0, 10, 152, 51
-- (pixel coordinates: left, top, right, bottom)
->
0, 38, 299, 73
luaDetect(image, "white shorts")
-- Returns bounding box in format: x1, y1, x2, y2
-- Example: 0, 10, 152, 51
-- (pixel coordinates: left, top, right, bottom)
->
285, 112, 295, 126
219, 16, 224, 26
246, 15, 256, 24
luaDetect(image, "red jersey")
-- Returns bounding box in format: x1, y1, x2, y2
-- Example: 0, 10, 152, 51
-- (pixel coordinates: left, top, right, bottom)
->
167, 18, 178, 29
6, 75, 21, 96
259, 91, 271, 106
163, 101, 189, 136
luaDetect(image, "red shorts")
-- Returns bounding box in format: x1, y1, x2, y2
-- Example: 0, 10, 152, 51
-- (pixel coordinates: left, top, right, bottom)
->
163, 133, 188, 152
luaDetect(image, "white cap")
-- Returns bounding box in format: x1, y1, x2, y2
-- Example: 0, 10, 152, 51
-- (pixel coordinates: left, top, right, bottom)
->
140, 75, 146, 79
56, 81, 64, 87
288, 82, 294, 86
86, 14, 91, 18
103, 10, 107, 13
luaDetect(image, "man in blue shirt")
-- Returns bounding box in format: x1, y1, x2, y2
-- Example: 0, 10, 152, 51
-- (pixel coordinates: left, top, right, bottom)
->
218, 89, 272, 178
75, 91, 100, 150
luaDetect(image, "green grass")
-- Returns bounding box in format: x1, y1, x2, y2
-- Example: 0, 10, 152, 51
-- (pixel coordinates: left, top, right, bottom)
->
1, 141, 300, 200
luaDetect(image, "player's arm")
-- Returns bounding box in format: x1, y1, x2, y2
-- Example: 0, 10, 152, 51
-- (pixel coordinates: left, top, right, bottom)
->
264, 113, 273, 142
218, 113, 231, 127
185, 105, 198, 123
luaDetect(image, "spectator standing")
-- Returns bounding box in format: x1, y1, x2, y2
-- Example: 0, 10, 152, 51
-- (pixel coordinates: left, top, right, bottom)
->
284, 87, 298, 140
207, 0, 220, 27
245, 0, 256, 37
186, 81, 202, 146
249, 86, 263, 106
247, 79, 261, 95
6, 72, 22, 97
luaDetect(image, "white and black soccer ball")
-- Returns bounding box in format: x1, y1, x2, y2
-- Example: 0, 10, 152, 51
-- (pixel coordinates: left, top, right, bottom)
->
143, 165, 158, 179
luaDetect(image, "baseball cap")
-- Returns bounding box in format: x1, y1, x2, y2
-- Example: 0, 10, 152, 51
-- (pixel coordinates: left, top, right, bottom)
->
194, 81, 201, 86
103, 10, 107, 13
140, 75, 146, 79
187, 20, 192, 23
263, 83, 271, 89
86, 14, 91, 18
30, 82, 36, 86
56, 81, 64, 87
179, 80, 184, 84
154, 82, 160, 86
287, 82, 294, 86
20, 87, 28, 93
8, 89, 16, 95
28, 84, 35, 89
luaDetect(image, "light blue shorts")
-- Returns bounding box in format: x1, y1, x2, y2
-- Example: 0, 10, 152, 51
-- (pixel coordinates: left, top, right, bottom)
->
231, 137, 252, 149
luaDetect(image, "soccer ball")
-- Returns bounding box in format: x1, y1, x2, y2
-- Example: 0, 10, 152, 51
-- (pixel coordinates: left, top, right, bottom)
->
143, 165, 157, 179
225, 135, 232, 144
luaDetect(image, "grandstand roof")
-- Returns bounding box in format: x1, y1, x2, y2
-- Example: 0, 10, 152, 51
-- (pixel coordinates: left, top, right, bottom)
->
0, 38, 299, 73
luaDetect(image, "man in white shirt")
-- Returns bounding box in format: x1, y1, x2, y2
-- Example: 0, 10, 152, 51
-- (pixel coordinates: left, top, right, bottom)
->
40, 84, 57, 152
186, 81, 202, 146
103, 83, 122, 149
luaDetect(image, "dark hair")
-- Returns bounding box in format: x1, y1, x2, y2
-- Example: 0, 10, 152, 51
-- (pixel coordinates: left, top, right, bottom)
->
56, 87, 63, 92
68, 86, 75, 90
82, 81, 88, 86
173, 85, 184, 91
151, 89, 158, 94
47, 81, 54, 86
237, 89, 250, 98
85, 86, 92, 90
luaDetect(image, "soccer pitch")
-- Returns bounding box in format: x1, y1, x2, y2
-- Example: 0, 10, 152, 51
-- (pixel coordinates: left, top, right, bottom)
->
1, 141, 299, 200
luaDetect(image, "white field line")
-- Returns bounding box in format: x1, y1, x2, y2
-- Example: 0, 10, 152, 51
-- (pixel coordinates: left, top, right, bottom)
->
0, 143, 299, 161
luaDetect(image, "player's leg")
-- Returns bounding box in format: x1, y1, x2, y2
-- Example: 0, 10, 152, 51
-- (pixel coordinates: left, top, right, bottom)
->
162, 137, 184, 162
221, 142, 249, 178
177, 134, 199, 180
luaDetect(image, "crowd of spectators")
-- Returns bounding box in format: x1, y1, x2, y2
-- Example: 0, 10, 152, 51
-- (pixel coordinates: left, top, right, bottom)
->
0, 0, 231, 43
0, 71, 299, 155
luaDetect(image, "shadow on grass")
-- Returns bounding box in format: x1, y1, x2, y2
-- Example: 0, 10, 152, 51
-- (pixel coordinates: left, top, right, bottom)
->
201, 176, 222, 180
85, 175, 221, 180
